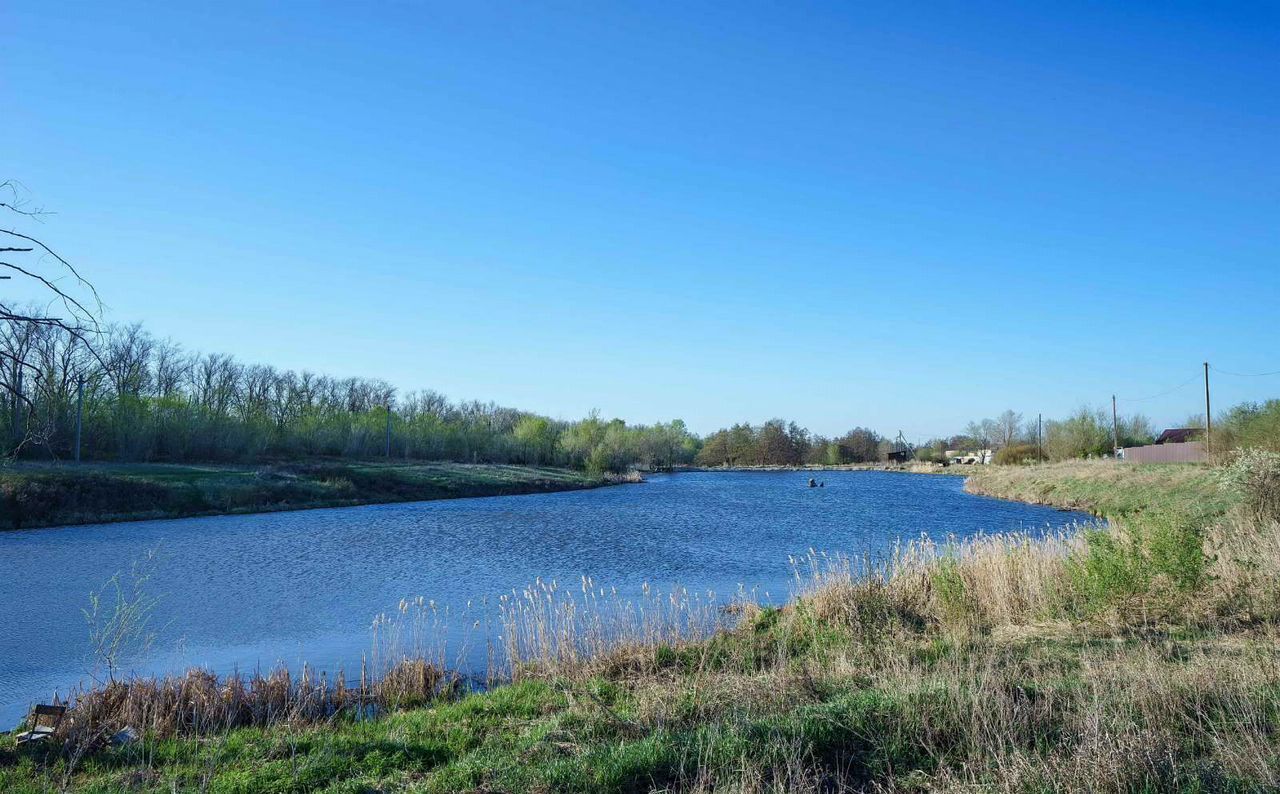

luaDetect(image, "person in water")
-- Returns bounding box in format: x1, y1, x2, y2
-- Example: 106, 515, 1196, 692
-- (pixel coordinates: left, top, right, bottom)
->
808, 477, 817, 488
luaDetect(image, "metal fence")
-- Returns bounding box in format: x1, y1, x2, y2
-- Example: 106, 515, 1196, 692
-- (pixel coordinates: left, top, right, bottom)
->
1121, 441, 1207, 464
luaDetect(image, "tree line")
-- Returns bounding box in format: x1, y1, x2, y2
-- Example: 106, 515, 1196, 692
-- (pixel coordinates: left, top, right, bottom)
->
694, 402, 1278, 469
6, 314, 1274, 473
914, 408, 1158, 464
695, 421, 887, 467
931, 403, 1278, 463
0, 318, 699, 472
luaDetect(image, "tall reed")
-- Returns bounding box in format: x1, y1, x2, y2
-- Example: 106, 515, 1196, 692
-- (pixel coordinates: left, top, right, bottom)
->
496, 576, 735, 678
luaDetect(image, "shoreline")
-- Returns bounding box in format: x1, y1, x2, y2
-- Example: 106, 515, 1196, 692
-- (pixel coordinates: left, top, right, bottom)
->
681, 461, 966, 475
0, 461, 978, 532
0, 458, 974, 533
0, 461, 629, 532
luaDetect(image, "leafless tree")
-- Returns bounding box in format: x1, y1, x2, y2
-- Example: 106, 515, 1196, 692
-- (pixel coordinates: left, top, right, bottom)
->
152, 339, 191, 398
994, 409, 1023, 448
1, 181, 102, 453
105, 323, 154, 399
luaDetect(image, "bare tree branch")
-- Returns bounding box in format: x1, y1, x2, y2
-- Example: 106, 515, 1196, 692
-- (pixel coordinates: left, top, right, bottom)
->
0, 261, 100, 322
0, 181, 103, 457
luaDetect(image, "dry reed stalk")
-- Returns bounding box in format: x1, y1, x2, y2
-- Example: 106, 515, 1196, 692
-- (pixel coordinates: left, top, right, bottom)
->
496, 575, 731, 679
790, 525, 1088, 634
55, 654, 455, 749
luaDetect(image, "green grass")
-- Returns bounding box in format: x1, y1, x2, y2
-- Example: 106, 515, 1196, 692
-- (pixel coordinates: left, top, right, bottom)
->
0, 461, 608, 530
965, 459, 1230, 519
8, 622, 1278, 792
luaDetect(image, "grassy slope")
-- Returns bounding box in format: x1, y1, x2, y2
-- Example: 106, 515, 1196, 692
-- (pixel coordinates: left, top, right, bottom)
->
6, 461, 1278, 792
0, 462, 608, 530
965, 459, 1229, 518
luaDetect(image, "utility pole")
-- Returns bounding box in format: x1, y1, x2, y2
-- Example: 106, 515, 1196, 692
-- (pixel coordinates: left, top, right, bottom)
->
1111, 394, 1120, 457
74, 375, 84, 463
12, 367, 23, 446
1037, 413, 1043, 462
385, 404, 392, 459
1203, 361, 1212, 452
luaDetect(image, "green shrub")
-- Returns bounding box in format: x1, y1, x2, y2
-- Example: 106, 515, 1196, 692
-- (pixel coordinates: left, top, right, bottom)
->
1218, 448, 1280, 523
1217, 399, 1280, 453
1065, 508, 1211, 615
1141, 508, 1211, 591
1065, 526, 1150, 615
993, 444, 1044, 465
932, 558, 976, 625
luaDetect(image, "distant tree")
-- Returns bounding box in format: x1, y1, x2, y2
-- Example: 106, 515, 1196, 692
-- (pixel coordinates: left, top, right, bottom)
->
836, 427, 883, 463
1117, 413, 1155, 448
994, 410, 1023, 448
786, 421, 811, 463
914, 439, 947, 463
727, 423, 755, 466
964, 421, 991, 452
1045, 406, 1111, 460
758, 419, 802, 465
513, 415, 555, 464
1217, 401, 1280, 453
802, 435, 832, 465
696, 430, 731, 467
823, 441, 843, 465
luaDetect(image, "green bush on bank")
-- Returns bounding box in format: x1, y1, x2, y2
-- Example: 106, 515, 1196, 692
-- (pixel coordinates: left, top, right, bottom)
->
1066, 508, 1211, 617
1218, 448, 1280, 523
992, 443, 1044, 466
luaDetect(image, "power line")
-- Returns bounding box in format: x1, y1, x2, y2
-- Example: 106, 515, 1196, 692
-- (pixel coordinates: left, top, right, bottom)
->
1116, 372, 1201, 403
1210, 364, 1280, 378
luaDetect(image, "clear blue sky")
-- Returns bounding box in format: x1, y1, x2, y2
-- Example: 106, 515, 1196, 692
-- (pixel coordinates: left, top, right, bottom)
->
4, 2, 1277, 439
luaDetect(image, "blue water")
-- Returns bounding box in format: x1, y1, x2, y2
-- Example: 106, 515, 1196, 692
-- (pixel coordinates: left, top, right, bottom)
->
0, 471, 1089, 726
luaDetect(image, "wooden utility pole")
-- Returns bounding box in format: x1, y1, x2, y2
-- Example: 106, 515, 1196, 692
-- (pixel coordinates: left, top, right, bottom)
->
12, 367, 23, 446
1203, 361, 1212, 452
1111, 394, 1120, 457
74, 375, 84, 462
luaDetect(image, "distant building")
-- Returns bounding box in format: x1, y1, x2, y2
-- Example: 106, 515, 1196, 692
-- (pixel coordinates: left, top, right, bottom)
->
1121, 428, 1206, 463
945, 449, 993, 465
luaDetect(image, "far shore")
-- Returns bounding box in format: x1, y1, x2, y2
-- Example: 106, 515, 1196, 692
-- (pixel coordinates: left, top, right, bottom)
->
678, 461, 966, 475
0, 458, 991, 532
0, 461, 631, 532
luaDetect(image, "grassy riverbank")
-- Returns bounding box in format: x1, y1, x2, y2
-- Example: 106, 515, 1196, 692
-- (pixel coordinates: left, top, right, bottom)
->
5, 459, 1280, 792
965, 459, 1230, 518
0, 462, 614, 530
689, 461, 962, 475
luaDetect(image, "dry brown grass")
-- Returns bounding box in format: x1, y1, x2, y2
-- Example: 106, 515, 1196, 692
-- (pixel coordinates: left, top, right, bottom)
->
497, 576, 733, 679
55, 658, 453, 750
788, 527, 1088, 635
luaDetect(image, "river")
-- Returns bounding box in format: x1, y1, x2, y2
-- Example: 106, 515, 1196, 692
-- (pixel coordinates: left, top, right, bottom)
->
0, 470, 1091, 726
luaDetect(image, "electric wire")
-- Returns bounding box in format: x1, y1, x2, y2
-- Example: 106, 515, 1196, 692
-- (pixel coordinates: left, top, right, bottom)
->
1210, 364, 1280, 378
1116, 372, 1201, 403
